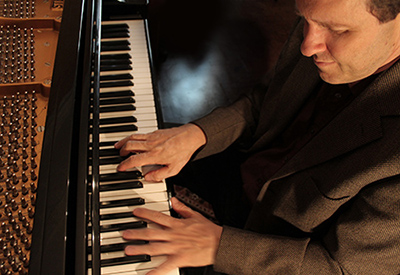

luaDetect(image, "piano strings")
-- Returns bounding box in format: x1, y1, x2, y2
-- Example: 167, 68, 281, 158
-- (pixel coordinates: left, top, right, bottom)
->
0, 1, 63, 273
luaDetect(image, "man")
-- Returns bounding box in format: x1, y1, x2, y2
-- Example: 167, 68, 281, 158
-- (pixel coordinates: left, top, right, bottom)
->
114, 0, 400, 274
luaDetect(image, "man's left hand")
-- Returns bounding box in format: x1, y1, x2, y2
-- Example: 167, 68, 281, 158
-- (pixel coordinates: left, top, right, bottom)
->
123, 197, 223, 275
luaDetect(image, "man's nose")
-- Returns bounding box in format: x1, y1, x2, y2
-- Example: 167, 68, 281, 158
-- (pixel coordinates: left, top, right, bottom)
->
300, 22, 327, 57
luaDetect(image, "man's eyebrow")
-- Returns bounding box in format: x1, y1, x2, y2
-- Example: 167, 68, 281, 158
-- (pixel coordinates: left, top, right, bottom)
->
294, 8, 351, 29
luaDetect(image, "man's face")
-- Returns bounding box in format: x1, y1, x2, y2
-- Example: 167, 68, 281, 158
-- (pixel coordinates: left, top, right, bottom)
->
296, 0, 400, 84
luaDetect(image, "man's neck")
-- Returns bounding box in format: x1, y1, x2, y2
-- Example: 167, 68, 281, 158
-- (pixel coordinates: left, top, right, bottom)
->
348, 55, 400, 88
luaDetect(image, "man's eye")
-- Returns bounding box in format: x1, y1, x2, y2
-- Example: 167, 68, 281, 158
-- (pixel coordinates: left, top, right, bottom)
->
331, 29, 349, 35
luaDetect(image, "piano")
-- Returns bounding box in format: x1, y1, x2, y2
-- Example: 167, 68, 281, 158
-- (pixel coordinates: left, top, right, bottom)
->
0, 0, 180, 274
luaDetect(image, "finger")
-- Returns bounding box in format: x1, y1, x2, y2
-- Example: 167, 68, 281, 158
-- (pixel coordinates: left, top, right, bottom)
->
117, 153, 157, 172
132, 207, 176, 228
144, 165, 176, 182
124, 242, 172, 257
114, 133, 147, 149
146, 257, 182, 275
123, 228, 170, 241
119, 140, 149, 156
171, 197, 196, 219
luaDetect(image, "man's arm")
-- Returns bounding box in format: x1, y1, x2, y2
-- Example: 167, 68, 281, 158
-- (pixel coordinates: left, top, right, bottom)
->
213, 177, 400, 274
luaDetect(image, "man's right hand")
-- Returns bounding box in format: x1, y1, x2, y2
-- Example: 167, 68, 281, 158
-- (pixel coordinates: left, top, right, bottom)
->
114, 123, 207, 182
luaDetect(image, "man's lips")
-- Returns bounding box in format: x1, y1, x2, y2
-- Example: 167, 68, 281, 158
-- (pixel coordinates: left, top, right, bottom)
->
313, 59, 335, 67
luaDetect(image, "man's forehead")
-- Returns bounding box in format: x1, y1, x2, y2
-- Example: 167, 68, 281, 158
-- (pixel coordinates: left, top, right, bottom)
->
295, 0, 367, 27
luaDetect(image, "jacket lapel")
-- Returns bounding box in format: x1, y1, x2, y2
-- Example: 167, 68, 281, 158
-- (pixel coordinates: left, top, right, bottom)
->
270, 60, 400, 181
251, 56, 321, 150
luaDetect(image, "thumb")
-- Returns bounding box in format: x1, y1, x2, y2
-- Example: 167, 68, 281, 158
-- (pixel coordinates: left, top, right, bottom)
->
171, 197, 195, 219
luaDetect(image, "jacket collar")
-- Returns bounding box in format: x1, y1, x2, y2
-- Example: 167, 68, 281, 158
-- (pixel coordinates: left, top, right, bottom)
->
270, 58, 400, 181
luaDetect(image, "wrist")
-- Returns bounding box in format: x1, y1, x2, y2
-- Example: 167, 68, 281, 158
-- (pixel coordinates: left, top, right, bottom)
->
184, 123, 207, 150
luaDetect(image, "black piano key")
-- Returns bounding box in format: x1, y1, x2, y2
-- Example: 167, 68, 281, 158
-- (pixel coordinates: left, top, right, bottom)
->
101, 40, 130, 52
99, 156, 126, 166
99, 90, 135, 98
101, 58, 132, 66
99, 180, 143, 192
99, 149, 120, 158
101, 53, 131, 61
87, 240, 147, 254
100, 64, 133, 72
100, 255, 151, 268
100, 197, 145, 209
100, 211, 137, 221
100, 221, 147, 233
102, 23, 129, 33
100, 171, 142, 182
102, 31, 129, 39
99, 124, 138, 134
99, 104, 135, 113
100, 73, 133, 81
100, 240, 147, 253
100, 116, 137, 126
100, 97, 135, 106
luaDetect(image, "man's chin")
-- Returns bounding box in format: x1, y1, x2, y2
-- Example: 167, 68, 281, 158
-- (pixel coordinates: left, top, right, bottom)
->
318, 71, 349, 85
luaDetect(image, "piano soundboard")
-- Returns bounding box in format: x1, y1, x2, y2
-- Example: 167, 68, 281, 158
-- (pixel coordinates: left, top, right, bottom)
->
0, 0, 62, 273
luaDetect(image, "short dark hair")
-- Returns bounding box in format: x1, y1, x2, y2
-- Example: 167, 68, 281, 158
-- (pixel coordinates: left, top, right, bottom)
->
367, 0, 400, 23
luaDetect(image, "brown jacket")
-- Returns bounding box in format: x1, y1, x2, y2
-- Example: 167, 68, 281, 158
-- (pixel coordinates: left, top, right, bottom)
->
193, 19, 400, 274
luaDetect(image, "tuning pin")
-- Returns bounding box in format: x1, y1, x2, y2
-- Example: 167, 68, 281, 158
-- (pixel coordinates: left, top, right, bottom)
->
30, 125, 36, 137
12, 161, 19, 173
30, 158, 37, 169
20, 197, 28, 209
22, 127, 29, 138
5, 179, 12, 191
18, 210, 24, 221
22, 148, 28, 159
21, 159, 28, 171
31, 146, 36, 157
27, 207, 34, 219
12, 173, 19, 185
4, 192, 11, 204
21, 184, 28, 195
1, 223, 6, 234
30, 182, 36, 193
6, 167, 12, 178
21, 171, 28, 183
30, 170, 37, 181
14, 224, 21, 238
11, 186, 18, 198
0, 145, 4, 157
31, 136, 37, 147
30, 195, 35, 206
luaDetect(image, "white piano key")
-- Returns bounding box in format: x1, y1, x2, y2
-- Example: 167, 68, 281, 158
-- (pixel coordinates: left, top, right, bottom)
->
99, 256, 173, 274
100, 181, 167, 198
97, 221, 169, 240
100, 201, 170, 216
100, 127, 158, 142
100, 189, 169, 203
97, 269, 179, 275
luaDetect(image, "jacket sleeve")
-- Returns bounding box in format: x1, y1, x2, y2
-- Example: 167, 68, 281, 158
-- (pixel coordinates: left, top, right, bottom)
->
191, 82, 267, 159
192, 17, 304, 160
213, 177, 400, 274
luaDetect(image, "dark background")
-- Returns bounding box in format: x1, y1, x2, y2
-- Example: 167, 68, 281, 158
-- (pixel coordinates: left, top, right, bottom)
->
104, 0, 297, 125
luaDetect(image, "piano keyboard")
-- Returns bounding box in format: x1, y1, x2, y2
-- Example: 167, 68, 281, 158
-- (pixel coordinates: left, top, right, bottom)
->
88, 19, 180, 275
